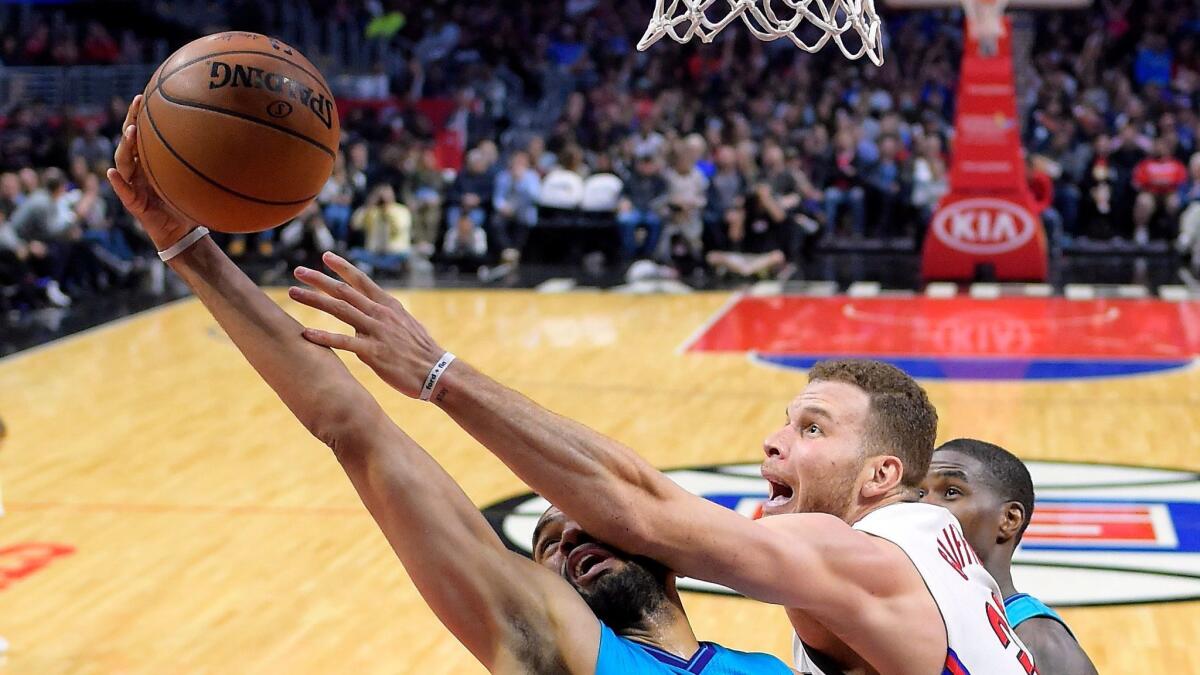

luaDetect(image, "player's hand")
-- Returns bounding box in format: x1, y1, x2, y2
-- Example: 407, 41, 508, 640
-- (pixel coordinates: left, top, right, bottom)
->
289, 252, 446, 399
105, 95, 195, 251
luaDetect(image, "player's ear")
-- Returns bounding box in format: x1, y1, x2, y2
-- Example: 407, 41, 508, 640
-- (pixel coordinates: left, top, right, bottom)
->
997, 501, 1026, 545
861, 455, 904, 498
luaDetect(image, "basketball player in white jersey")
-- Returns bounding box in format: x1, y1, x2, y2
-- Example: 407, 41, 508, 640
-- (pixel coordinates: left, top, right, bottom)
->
290, 260, 1041, 674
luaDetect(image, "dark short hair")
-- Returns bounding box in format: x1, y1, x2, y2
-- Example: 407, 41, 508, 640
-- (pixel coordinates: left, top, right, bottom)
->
936, 438, 1035, 543
42, 167, 66, 193
808, 360, 938, 488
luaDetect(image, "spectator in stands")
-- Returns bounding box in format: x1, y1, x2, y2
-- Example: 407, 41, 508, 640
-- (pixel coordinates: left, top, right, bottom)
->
1132, 137, 1188, 244
662, 140, 707, 248
1042, 128, 1088, 239
349, 184, 412, 277
912, 135, 949, 224
1028, 155, 1066, 254
6, 169, 76, 288
446, 148, 495, 233
82, 22, 120, 65
69, 122, 115, 172
276, 204, 336, 272
1082, 133, 1118, 239
0, 173, 23, 215
402, 148, 445, 258
0, 209, 56, 310
862, 135, 905, 238
346, 140, 372, 208
824, 130, 867, 238
318, 152, 355, 246
705, 191, 787, 280
442, 211, 489, 270
527, 136, 556, 176
0, 172, 72, 307
1176, 153, 1200, 276
491, 151, 540, 265
1134, 33, 1173, 88
705, 145, 746, 230
617, 152, 669, 261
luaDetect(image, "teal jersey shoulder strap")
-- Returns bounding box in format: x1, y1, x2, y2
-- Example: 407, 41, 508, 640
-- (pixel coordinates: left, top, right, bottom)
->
1004, 593, 1075, 639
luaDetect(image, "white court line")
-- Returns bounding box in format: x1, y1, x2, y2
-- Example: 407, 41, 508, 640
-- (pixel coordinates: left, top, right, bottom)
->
676, 291, 746, 355
0, 294, 195, 365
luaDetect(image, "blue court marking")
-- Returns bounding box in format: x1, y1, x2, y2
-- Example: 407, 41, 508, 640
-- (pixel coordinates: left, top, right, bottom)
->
754, 354, 1192, 381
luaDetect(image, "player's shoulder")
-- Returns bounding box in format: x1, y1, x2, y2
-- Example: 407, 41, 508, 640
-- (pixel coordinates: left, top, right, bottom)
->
706, 641, 795, 673
1006, 593, 1074, 635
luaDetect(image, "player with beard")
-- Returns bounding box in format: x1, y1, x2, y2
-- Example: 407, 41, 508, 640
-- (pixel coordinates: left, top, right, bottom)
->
290, 264, 1042, 674
530, 505, 794, 673
920, 439, 1098, 674
106, 96, 792, 675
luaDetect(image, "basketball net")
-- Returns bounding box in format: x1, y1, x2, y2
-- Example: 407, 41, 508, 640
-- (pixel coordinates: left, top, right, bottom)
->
639, 0, 885, 66
963, 0, 1008, 56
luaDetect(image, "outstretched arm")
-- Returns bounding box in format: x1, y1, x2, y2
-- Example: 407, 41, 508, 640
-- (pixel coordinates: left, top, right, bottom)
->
291, 259, 920, 617
107, 97, 598, 673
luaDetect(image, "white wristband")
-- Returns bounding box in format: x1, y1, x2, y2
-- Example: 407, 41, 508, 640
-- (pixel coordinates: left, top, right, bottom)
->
419, 352, 456, 402
158, 226, 210, 262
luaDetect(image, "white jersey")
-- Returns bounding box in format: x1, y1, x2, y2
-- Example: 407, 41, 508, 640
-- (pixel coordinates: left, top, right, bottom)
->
794, 502, 1039, 675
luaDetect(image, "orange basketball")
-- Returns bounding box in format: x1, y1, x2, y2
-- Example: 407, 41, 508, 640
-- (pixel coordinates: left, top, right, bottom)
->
136, 32, 340, 233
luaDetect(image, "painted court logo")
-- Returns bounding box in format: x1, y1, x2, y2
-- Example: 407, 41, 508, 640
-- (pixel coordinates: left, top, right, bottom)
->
685, 295, 1200, 380
482, 461, 1200, 607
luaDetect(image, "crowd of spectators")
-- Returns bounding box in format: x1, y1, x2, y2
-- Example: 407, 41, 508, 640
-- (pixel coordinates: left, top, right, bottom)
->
4, 0, 1200, 315
0, 16, 143, 67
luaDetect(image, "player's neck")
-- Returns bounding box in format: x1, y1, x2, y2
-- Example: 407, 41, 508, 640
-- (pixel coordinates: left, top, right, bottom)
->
844, 490, 909, 525
982, 547, 1019, 599
619, 590, 700, 658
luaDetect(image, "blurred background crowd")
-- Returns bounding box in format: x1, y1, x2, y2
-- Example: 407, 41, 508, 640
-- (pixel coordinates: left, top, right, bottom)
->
3, 0, 1200, 318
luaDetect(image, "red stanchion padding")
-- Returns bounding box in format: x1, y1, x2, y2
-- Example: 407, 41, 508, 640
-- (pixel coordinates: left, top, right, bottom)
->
922, 17, 1049, 281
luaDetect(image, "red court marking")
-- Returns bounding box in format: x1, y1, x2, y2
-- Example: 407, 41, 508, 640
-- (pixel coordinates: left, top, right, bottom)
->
687, 296, 1200, 359
0, 542, 75, 591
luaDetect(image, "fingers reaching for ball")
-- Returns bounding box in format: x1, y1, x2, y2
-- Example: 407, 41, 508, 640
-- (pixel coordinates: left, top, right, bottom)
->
114, 95, 143, 184
289, 255, 448, 400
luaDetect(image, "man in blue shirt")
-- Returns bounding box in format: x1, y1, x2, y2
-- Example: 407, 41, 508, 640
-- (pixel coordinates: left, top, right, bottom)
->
919, 439, 1098, 674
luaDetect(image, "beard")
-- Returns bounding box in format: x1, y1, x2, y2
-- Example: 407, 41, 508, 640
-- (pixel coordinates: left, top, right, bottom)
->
576, 555, 671, 633
799, 458, 863, 519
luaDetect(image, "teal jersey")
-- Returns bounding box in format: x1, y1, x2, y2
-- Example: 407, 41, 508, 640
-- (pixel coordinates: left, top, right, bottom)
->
1004, 593, 1076, 639
596, 623, 792, 674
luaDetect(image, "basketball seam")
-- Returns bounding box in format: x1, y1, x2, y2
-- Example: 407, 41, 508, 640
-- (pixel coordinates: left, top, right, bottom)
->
156, 88, 336, 159
151, 48, 337, 159
157, 48, 334, 101
137, 112, 208, 226
144, 92, 320, 207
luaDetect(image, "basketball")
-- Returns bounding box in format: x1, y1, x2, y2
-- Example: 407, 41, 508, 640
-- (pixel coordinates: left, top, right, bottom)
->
135, 32, 340, 233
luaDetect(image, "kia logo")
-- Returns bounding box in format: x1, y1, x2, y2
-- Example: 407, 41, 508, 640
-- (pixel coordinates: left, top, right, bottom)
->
932, 198, 1038, 255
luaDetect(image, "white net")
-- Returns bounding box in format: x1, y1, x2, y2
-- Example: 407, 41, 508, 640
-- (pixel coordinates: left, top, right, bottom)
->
639, 0, 885, 66
963, 0, 1009, 56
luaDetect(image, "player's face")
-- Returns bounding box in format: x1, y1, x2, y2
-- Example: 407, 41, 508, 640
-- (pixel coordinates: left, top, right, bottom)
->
918, 449, 1001, 559
532, 507, 669, 632
761, 380, 873, 519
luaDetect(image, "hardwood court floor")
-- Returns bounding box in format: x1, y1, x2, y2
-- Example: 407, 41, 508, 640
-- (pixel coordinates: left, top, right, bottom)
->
0, 290, 1196, 673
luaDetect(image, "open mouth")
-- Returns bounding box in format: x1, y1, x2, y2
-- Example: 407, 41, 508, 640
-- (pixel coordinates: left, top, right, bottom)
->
764, 477, 795, 512
566, 544, 616, 586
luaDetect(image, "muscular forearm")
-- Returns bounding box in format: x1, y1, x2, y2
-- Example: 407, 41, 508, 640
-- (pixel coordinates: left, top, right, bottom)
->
168, 236, 374, 438
333, 417, 527, 668
433, 361, 687, 554
170, 238, 531, 665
